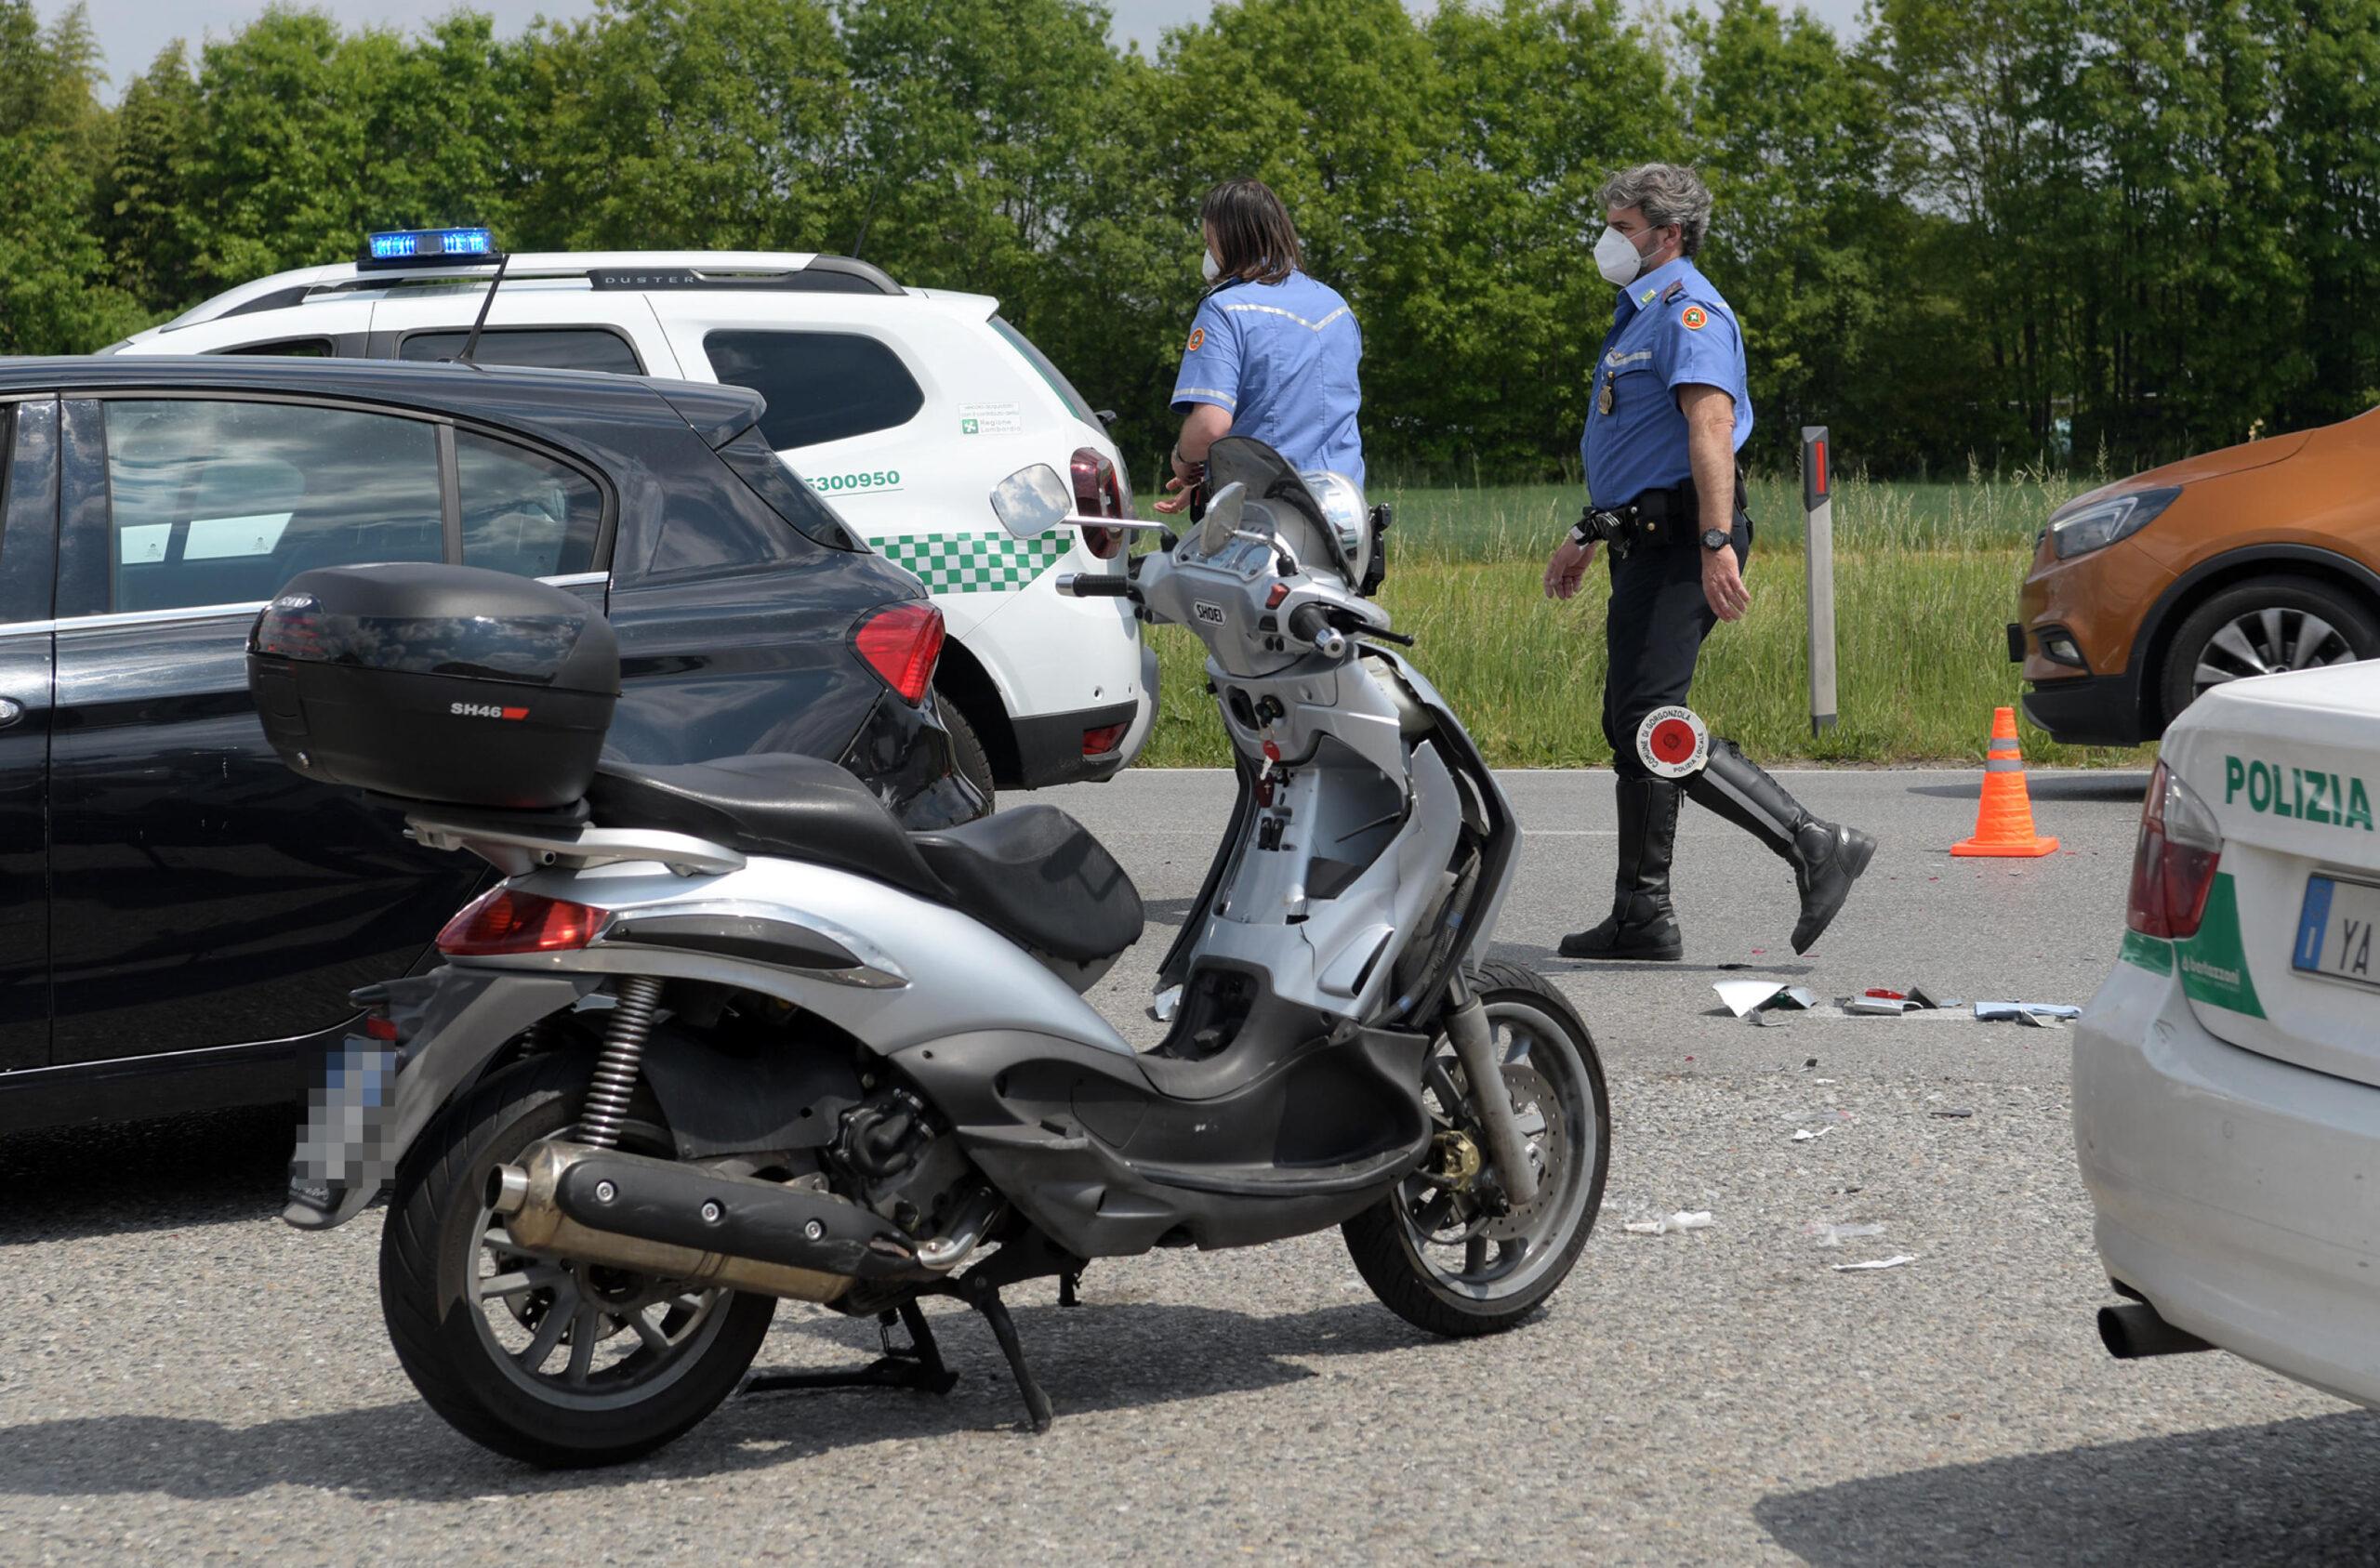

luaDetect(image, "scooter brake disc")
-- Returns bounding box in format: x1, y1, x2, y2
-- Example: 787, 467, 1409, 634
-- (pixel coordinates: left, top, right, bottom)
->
1480, 1061, 1566, 1242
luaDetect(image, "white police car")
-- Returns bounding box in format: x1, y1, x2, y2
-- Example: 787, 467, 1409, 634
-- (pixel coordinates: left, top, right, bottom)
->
2076, 658, 2380, 1404
107, 230, 1153, 801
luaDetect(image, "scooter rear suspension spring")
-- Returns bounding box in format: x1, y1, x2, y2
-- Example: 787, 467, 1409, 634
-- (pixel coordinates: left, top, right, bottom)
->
576, 976, 663, 1149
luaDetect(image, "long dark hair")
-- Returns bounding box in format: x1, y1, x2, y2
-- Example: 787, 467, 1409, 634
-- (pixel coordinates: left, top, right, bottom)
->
1201, 178, 1302, 287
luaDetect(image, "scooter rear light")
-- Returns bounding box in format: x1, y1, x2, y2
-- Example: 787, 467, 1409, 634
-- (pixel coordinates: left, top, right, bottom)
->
361, 1012, 400, 1042
438, 888, 606, 955
2125, 761, 2223, 940
851, 601, 945, 705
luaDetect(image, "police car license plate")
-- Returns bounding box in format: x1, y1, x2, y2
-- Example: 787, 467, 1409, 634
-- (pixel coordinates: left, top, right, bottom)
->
2292, 875, 2380, 993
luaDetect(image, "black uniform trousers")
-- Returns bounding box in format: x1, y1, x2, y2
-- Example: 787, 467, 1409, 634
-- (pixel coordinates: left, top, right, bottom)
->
1600, 508, 1752, 783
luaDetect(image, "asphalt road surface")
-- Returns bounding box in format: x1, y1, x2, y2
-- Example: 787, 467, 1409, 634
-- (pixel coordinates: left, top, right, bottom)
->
5, 768, 2374, 1565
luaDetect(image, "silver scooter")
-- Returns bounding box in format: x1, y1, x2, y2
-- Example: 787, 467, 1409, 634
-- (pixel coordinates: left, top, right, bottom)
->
272, 438, 1607, 1467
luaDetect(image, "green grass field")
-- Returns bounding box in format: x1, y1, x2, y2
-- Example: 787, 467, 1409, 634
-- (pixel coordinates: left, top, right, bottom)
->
1133, 471, 2158, 771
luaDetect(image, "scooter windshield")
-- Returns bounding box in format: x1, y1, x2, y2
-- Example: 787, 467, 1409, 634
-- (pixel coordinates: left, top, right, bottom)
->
1204, 436, 1358, 588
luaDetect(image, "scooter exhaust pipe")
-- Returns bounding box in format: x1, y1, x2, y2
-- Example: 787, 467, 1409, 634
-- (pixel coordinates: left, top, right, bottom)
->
487, 1140, 923, 1305
2097, 1300, 2215, 1360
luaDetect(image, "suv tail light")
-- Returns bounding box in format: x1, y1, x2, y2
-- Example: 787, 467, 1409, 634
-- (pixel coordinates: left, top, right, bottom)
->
2126, 761, 2224, 939
852, 600, 945, 704
438, 889, 605, 955
1081, 721, 1129, 757
1071, 448, 1128, 560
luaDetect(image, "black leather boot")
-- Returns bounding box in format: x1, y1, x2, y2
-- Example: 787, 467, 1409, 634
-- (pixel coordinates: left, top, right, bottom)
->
1683, 739, 1875, 954
1560, 777, 1684, 961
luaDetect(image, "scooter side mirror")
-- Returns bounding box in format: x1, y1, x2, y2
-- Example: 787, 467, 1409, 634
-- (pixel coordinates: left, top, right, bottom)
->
1197, 481, 1247, 557
988, 465, 1074, 539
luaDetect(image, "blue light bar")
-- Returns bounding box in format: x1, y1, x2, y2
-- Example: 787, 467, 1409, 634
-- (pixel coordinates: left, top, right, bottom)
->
359, 227, 502, 269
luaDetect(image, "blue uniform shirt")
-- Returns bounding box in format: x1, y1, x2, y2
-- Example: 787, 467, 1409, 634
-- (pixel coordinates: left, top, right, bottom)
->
1580, 256, 1752, 509
1171, 270, 1365, 487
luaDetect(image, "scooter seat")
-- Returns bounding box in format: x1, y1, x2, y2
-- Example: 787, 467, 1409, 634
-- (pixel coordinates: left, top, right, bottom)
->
911, 806, 1144, 963
587, 755, 946, 901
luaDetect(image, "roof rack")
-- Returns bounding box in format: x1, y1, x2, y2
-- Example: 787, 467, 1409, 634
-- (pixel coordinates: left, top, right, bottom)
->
159, 251, 905, 334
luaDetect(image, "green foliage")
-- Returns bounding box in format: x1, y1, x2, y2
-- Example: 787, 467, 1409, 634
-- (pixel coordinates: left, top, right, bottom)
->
1, 0, 2374, 478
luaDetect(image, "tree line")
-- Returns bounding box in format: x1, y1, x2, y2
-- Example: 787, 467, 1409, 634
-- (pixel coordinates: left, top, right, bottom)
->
2, 0, 2374, 482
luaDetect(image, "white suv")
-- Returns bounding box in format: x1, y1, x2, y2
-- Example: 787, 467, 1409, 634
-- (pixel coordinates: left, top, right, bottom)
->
107, 245, 1155, 801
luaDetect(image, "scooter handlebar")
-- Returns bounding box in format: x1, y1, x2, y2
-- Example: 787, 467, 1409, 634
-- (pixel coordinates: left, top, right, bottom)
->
1287, 601, 1346, 657
1056, 573, 1133, 599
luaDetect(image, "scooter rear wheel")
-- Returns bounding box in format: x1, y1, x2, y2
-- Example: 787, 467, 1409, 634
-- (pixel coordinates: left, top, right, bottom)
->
1342, 961, 1608, 1336
379, 1052, 778, 1467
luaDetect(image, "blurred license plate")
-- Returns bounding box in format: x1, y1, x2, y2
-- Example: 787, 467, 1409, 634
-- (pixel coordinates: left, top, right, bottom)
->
2293, 875, 2380, 992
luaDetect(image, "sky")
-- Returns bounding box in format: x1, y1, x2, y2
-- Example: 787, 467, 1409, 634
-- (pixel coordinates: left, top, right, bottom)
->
74, 0, 1867, 91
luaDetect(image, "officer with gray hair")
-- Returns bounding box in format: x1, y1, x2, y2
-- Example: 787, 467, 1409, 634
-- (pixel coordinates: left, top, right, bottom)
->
1545, 162, 1873, 960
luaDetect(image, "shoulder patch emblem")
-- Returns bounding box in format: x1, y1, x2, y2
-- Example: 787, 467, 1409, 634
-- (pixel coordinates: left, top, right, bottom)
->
1185, 327, 1206, 352
1661, 281, 1687, 305
1680, 306, 1709, 331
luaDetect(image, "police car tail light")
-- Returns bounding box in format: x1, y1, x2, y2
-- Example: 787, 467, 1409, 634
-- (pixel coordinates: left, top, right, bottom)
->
1071, 448, 1126, 560
852, 601, 945, 705
438, 889, 605, 956
2126, 762, 2223, 940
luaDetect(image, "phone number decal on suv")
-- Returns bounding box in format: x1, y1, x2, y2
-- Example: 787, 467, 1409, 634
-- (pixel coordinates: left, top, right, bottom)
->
809, 469, 903, 494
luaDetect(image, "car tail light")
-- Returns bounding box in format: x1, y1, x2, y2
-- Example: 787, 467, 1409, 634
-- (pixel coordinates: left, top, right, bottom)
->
2126, 761, 2224, 939
1072, 447, 1127, 560
852, 601, 945, 704
438, 889, 605, 955
1081, 722, 1128, 757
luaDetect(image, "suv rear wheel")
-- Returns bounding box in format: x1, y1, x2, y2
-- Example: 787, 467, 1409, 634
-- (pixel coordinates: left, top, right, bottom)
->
941, 703, 997, 811
2160, 575, 2380, 727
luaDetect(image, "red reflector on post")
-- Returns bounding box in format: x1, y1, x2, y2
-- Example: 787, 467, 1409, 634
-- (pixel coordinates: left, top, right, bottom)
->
852, 601, 945, 704
1081, 722, 1128, 757
437, 888, 604, 955
1813, 440, 1828, 497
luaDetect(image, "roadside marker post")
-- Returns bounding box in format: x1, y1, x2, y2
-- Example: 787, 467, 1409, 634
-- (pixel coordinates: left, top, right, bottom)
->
1802, 427, 1838, 735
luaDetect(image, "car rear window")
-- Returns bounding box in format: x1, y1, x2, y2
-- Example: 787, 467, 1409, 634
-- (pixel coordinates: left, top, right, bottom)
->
456, 430, 605, 578
719, 428, 862, 551
216, 337, 335, 358
992, 316, 1101, 427
703, 330, 924, 451
399, 328, 645, 376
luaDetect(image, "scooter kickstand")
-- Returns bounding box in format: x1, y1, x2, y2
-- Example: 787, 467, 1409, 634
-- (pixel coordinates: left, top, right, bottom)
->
744, 1299, 959, 1399
963, 1276, 1054, 1433
1058, 1269, 1081, 1308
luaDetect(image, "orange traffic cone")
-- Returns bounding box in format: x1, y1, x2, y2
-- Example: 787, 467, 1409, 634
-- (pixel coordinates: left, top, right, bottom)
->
1951, 706, 2059, 857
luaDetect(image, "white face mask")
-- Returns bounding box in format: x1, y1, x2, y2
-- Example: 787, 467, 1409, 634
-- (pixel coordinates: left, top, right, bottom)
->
1594, 225, 1649, 287
1202, 249, 1222, 283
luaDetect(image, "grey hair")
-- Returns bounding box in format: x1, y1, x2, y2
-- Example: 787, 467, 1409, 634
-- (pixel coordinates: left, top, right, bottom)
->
1597, 163, 1712, 258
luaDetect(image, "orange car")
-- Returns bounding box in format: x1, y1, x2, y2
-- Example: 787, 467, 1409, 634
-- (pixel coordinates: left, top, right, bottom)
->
2012, 407, 2380, 744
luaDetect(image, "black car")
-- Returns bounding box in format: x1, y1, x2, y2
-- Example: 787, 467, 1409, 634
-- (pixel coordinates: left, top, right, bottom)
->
0, 355, 975, 1133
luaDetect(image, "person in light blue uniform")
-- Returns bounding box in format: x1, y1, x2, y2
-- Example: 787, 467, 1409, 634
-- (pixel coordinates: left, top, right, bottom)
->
1542, 163, 1872, 964
1158, 178, 1363, 515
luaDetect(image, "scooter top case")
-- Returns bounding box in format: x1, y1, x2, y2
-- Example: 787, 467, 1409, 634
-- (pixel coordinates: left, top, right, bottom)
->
247, 562, 618, 810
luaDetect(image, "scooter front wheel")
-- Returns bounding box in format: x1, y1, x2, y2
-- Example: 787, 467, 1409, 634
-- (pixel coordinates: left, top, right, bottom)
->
1343, 960, 1608, 1336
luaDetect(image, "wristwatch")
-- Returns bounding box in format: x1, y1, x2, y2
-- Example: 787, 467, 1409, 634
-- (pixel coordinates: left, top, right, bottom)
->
1699, 527, 1732, 552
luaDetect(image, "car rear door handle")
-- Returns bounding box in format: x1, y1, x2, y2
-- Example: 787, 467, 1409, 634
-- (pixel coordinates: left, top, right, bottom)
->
0, 698, 21, 729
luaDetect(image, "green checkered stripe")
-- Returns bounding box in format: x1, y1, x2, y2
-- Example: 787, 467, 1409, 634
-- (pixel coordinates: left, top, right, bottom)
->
868, 530, 1070, 593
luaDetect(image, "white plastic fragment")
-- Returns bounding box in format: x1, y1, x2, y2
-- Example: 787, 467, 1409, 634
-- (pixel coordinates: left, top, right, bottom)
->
1831, 1254, 1916, 1272
1715, 980, 1788, 1017
1808, 1220, 1884, 1247
1791, 1127, 1833, 1142
1974, 1001, 2082, 1021
1623, 1210, 1716, 1236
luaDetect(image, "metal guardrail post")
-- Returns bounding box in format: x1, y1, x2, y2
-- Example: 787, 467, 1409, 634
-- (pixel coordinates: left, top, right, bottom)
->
1802, 426, 1838, 734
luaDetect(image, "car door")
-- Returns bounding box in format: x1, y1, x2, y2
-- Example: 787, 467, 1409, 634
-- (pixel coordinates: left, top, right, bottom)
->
0, 397, 58, 1071
45, 393, 486, 1062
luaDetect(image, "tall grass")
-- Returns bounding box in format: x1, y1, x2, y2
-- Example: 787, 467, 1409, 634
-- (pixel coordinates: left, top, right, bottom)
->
1134, 471, 2155, 769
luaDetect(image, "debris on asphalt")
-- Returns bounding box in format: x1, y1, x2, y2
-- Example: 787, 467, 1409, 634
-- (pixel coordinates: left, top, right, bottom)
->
1777, 986, 1819, 1010
1792, 1127, 1833, 1142
1844, 995, 1917, 1016
1832, 1255, 1916, 1272
1715, 979, 1787, 1017
1748, 1010, 1791, 1027
1974, 1000, 2082, 1021
1908, 983, 1952, 1009
1929, 1107, 1977, 1118
1623, 1210, 1715, 1236
1808, 1220, 1884, 1247
1862, 987, 1909, 1001
2014, 1010, 2067, 1030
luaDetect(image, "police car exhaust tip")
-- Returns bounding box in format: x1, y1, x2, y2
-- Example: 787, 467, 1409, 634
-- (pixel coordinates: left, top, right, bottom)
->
2097, 1301, 2215, 1360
